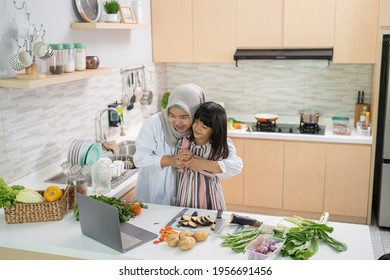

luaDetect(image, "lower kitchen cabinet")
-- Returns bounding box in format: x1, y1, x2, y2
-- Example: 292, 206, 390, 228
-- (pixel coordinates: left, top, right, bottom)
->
226, 137, 372, 224
222, 138, 244, 205
118, 186, 136, 202
324, 144, 371, 222
243, 139, 284, 209
283, 142, 326, 213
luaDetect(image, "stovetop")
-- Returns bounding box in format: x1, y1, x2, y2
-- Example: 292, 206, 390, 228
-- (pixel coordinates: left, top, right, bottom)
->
249, 122, 325, 135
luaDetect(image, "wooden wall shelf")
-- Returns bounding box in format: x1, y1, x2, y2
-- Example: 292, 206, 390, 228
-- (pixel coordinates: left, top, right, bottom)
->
71, 22, 151, 30
0, 68, 113, 89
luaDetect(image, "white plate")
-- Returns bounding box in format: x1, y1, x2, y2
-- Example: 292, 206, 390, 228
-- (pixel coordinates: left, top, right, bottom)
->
67, 138, 79, 163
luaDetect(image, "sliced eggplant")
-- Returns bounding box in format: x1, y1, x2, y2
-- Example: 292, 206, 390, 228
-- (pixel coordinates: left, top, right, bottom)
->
182, 214, 192, 221
191, 211, 198, 217
188, 220, 198, 228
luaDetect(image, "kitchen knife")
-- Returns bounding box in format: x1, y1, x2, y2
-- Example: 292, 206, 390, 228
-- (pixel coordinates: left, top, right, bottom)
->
214, 209, 226, 234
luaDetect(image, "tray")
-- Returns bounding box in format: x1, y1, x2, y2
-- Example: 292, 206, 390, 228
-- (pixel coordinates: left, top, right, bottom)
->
166, 208, 244, 236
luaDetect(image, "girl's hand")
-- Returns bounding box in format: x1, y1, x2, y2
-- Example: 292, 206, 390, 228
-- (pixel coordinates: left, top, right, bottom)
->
177, 149, 194, 162
182, 156, 207, 171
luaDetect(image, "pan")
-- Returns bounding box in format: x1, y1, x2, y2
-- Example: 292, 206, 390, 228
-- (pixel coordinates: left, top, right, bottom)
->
254, 113, 279, 122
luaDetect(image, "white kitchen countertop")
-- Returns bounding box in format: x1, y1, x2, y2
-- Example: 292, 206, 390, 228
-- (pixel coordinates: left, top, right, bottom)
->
0, 203, 375, 260
227, 115, 372, 145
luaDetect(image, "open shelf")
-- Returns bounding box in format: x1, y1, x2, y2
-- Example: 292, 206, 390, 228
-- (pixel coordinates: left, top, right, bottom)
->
71, 22, 151, 30
0, 68, 113, 89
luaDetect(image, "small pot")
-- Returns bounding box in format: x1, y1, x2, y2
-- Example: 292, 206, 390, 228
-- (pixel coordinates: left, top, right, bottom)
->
299, 110, 321, 124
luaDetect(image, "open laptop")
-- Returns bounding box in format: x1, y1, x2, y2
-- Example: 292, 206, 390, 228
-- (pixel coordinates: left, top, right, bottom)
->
76, 192, 158, 253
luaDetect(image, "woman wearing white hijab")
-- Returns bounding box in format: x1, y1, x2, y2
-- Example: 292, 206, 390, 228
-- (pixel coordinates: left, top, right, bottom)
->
134, 84, 242, 205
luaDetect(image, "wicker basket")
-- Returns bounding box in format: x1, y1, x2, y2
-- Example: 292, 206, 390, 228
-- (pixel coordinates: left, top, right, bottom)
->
3, 187, 69, 224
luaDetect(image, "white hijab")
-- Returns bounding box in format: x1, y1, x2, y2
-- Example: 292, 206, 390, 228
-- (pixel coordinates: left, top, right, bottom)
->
158, 84, 206, 147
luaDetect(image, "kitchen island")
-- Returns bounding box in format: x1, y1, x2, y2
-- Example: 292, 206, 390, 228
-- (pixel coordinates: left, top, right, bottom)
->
0, 202, 375, 260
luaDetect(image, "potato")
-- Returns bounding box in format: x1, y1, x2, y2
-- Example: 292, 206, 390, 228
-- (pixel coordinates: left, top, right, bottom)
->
178, 236, 196, 251
166, 233, 179, 247
192, 230, 208, 242
179, 229, 192, 240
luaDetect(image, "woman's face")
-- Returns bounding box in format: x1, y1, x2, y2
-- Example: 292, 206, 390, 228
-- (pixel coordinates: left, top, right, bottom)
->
168, 107, 192, 132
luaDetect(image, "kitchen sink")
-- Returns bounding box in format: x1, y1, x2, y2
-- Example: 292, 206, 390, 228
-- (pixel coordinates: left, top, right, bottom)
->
45, 140, 138, 189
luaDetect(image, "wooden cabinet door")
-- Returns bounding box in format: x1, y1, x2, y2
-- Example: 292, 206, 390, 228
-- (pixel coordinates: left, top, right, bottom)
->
380, 0, 390, 27
283, 142, 326, 212
324, 144, 371, 218
151, 0, 193, 62
243, 139, 283, 209
236, 0, 283, 48
283, 0, 336, 48
222, 138, 244, 206
333, 0, 380, 63
193, 0, 236, 63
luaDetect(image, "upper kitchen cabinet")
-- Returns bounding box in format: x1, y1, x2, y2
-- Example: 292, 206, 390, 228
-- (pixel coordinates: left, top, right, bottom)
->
283, 0, 335, 48
151, 0, 193, 62
333, 0, 380, 64
379, 0, 390, 27
193, 0, 236, 63
236, 0, 283, 48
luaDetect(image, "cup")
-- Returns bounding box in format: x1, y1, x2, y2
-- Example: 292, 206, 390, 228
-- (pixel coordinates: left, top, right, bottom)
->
113, 160, 125, 175
8, 52, 25, 71
91, 163, 111, 194
32, 40, 53, 59
18, 50, 33, 67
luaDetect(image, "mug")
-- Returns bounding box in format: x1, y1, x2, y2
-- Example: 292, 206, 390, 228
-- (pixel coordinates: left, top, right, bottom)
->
113, 160, 125, 175
18, 50, 33, 67
8, 52, 25, 71
32, 40, 53, 59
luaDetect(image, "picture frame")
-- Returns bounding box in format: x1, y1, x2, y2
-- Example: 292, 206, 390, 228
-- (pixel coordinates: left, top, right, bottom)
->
119, 5, 137, 24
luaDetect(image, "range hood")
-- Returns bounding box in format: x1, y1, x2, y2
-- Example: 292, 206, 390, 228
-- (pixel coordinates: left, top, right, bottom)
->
233, 48, 333, 66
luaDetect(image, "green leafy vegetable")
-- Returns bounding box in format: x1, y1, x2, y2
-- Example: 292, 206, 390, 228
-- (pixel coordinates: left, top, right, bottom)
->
274, 212, 348, 260
73, 195, 148, 223
220, 228, 261, 253
0, 178, 25, 208
161, 91, 170, 109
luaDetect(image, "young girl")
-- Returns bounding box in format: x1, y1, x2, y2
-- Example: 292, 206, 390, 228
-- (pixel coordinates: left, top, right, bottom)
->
175, 102, 243, 210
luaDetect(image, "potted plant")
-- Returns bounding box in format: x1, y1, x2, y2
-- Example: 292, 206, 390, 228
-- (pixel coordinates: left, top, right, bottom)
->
103, 0, 120, 22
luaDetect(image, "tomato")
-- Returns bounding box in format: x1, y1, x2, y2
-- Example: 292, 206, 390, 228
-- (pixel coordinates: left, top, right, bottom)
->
129, 203, 142, 216
44, 186, 63, 202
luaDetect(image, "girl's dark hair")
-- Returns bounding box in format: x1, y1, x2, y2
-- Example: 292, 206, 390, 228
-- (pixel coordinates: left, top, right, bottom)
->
192, 101, 229, 160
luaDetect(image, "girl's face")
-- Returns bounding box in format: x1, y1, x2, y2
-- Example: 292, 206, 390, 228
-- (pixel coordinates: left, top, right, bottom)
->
168, 107, 192, 132
192, 120, 212, 145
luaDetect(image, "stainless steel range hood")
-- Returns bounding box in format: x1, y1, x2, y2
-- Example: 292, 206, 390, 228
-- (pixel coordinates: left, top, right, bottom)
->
233, 48, 333, 66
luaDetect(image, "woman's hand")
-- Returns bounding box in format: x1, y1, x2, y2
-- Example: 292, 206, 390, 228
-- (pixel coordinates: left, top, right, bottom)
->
177, 149, 193, 161
161, 155, 185, 169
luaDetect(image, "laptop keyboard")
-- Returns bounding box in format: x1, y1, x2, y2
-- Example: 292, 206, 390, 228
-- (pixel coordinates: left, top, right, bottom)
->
121, 232, 142, 248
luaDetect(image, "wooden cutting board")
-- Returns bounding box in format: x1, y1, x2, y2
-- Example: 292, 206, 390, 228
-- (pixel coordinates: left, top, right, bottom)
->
354, 103, 370, 127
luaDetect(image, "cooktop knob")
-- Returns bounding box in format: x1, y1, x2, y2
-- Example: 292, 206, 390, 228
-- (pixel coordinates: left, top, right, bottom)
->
289, 127, 293, 133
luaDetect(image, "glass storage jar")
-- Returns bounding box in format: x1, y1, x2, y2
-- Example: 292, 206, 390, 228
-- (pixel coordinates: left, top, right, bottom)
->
63, 43, 75, 73
67, 175, 87, 210
74, 42, 86, 71
48, 43, 64, 74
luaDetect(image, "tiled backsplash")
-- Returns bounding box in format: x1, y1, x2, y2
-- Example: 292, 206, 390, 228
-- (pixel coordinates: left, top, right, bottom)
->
166, 60, 372, 120
0, 60, 373, 182
0, 63, 167, 183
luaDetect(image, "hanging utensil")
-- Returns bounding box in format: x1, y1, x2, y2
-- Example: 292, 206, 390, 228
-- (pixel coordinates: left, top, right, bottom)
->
134, 70, 144, 101
127, 72, 135, 110
140, 69, 153, 105
121, 72, 130, 108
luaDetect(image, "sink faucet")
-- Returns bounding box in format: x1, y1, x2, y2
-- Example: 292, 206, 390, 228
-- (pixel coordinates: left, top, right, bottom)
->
95, 108, 123, 143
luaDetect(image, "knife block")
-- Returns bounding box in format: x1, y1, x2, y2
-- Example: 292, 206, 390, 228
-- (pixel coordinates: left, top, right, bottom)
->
354, 103, 370, 127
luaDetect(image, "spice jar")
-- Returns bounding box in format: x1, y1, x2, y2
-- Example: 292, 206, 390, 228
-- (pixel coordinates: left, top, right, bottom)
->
67, 176, 87, 210
74, 42, 86, 71
62, 43, 75, 73
48, 44, 64, 74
